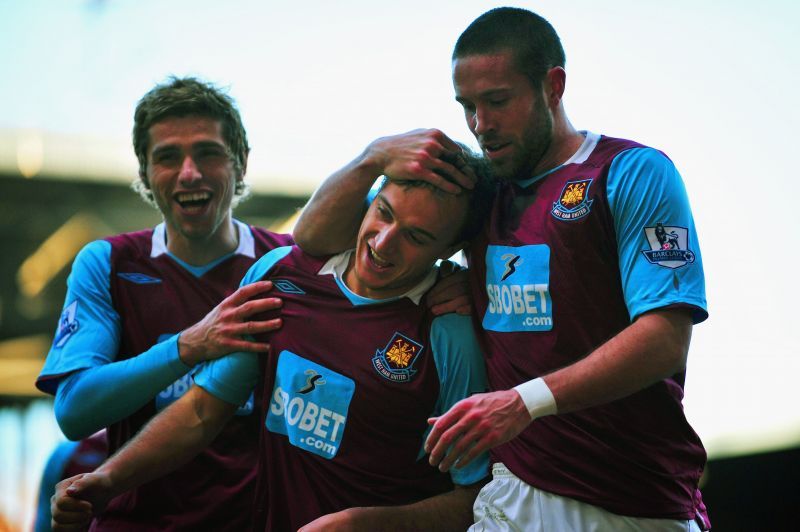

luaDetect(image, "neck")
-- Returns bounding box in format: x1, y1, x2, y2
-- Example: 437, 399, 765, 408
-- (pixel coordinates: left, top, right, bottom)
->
165, 217, 239, 266
532, 110, 585, 177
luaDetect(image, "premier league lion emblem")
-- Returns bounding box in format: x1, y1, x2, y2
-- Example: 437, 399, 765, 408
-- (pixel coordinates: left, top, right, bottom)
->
642, 223, 696, 269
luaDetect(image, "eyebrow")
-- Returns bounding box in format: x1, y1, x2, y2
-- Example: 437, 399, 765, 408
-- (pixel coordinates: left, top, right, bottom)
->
376, 194, 438, 242
151, 140, 227, 155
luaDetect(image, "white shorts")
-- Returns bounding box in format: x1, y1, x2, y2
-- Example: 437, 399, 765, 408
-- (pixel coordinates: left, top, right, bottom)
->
468, 463, 703, 532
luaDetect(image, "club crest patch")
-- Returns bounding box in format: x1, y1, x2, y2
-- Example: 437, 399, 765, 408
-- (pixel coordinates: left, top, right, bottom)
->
551, 179, 594, 221
54, 301, 79, 348
372, 332, 424, 383
642, 223, 696, 269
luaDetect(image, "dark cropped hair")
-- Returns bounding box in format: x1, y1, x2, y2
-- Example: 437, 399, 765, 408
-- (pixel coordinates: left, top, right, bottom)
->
132, 76, 250, 205
382, 145, 497, 247
453, 7, 565, 87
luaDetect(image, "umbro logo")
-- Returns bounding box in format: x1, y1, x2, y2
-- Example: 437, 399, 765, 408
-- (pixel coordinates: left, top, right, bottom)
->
273, 279, 305, 294
117, 272, 162, 284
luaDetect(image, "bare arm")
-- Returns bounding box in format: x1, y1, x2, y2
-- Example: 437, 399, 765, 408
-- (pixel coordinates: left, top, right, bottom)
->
426, 308, 694, 470
298, 481, 485, 532
52, 385, 236, 525
294, 129, 474, 256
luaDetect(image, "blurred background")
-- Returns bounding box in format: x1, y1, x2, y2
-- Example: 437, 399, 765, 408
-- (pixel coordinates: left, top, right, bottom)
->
0, 0, 797, 530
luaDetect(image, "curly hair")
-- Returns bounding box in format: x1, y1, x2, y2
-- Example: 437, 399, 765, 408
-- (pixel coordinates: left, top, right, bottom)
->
131, 76, 250, 207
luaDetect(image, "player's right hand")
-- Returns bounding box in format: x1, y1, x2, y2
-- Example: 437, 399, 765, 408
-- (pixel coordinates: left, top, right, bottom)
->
51, 472, 111, 531
365, 129, 477, 193
178, 280, 283, 366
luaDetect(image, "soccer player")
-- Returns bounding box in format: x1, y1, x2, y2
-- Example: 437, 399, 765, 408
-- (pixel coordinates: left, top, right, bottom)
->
52, 155, 495, 531
38, 77, 291, 530
293, 7, 710, 531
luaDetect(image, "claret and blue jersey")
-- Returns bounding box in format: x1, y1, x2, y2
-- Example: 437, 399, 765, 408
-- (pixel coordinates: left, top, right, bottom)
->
36, 220, 292, 531
469, 132, 709, 522
195, 246, 490, 531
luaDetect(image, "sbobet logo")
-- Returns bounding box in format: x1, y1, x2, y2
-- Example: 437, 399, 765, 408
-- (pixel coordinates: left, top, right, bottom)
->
266, 351, 355, 459
483, 245, 553, 332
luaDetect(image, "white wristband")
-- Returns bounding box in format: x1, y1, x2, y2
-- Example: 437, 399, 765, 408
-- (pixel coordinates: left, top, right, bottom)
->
513, 378, 557, 420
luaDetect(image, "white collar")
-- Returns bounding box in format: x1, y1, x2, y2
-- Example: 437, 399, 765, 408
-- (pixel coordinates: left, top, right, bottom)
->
150, 219, 254, 258
317, 249, 438, 306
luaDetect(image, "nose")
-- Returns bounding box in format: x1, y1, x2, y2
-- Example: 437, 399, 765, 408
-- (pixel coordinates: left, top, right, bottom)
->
178, 155, 202, 183
471, 106, 493, 136
372, 225, 399, 255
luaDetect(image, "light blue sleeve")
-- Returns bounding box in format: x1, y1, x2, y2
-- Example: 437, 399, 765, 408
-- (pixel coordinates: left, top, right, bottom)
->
428, 313, 490, 486
37, 240, 121, 392
194, 246, 293, 405
53, 335, 189, 440
607, 148, 707, 323
38, 240, 193, 439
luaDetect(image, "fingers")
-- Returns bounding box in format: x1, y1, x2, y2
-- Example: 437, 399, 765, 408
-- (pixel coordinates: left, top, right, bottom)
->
237, 296, 283, 318
226, 281, 274, 305
430, 296, 472, 316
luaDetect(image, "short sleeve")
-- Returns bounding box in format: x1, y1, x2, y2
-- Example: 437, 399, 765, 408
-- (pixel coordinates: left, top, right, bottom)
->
607, 148, 707, 323
37, 240, 121, 394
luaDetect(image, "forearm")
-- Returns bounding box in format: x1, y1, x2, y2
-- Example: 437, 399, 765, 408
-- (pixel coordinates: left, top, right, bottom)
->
543, 308, 693, 414
95, 385, 234, 497
293, 150, 378, 256
54, 337, 190, 440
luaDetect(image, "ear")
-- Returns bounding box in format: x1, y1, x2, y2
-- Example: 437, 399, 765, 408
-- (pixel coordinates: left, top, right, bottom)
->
543, 66, 566, 108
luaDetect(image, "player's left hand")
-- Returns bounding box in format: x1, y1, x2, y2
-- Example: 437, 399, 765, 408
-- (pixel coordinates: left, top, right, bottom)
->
427, 263, 472, 316
425, 389, 531, 471
297, 507, 358, 531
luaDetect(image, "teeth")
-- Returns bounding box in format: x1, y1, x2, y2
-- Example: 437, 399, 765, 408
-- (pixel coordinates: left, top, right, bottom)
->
176, 191, 211, 203
369, 247, 390, 267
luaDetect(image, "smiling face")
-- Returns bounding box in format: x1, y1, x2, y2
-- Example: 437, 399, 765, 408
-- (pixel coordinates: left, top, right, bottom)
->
143, 115, 241, 253
345, 182, 468, 300
453, 51, 553, 182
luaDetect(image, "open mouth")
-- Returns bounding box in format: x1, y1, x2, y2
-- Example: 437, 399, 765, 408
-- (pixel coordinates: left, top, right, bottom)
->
367, 245, 392, 269
175, 191, 212, 210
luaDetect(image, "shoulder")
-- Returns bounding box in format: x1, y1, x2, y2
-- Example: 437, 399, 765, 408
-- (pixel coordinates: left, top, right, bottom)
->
241, 245, 296, 286
248, 225, 294, 249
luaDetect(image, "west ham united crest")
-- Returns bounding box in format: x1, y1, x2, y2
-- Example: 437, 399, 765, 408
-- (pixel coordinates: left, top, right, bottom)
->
642, 223, 696, 269
551, 179, 594, 221
372, 332, 423, 383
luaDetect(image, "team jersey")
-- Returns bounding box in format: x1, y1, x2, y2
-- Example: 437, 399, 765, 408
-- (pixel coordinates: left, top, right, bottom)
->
468, 132, 709, 522
196, 247, 490, 531
37, 220, 292, 531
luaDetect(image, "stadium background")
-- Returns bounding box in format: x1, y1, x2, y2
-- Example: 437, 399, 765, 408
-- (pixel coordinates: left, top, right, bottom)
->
0, 1, 796, 530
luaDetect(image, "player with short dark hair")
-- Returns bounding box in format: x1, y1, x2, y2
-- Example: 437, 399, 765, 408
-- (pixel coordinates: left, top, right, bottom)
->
39, 76, 291, 530
294, 7, 710, 531
51, 149, 496, 531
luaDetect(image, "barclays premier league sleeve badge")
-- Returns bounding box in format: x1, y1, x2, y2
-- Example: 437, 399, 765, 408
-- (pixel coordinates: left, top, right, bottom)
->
53, 301, 80, 348
642, 223, 696, 269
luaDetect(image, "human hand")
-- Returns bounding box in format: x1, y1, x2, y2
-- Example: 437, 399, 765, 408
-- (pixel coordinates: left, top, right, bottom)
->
427, 263, 472, 316
178, 281, 282, 366
425, 389, 531, 472
51, 472, 113, 531
366, 129, 476, 193
297, 507, 359, 532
